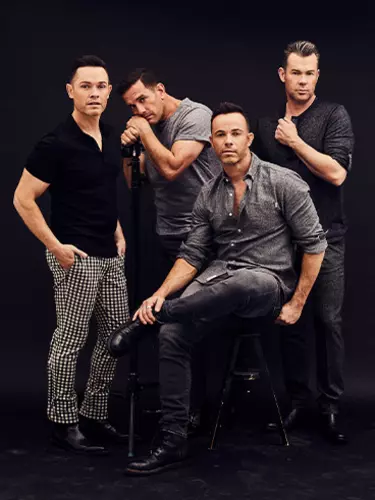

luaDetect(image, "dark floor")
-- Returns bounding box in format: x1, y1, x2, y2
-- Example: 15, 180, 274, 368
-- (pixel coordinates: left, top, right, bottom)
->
1, 390, 375, 500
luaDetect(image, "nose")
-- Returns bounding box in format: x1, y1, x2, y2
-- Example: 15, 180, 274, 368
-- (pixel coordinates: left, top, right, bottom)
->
90, 87, 100, 98
299, 74, 307, 85
134, 104, 146, 116
225, 134, 233, 146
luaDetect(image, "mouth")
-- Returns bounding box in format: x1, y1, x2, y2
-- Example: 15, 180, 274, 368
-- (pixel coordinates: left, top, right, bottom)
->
88, 102, 101, 106
222, 150, 235, 154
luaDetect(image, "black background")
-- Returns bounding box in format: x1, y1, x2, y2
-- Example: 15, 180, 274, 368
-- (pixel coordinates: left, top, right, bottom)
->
2, 0, 374, 406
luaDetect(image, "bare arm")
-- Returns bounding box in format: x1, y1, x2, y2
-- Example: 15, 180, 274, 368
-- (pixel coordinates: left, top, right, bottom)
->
122, 116, 206, 181
134, 258, 198, 324
114, 220, 126, 256
276, 251, 325, 325
13, 169, 87, 268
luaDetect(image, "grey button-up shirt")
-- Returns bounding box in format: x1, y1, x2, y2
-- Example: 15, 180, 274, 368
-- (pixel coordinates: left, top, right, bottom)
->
178, 153, 327, 300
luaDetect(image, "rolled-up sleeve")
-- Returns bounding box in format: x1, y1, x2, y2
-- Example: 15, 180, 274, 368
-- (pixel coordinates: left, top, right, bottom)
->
177, 186, 214, 270
323, 105, 354, 172
281, 172, 327, 254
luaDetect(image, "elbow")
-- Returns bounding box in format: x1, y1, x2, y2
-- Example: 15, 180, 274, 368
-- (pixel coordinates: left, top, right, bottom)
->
329, 165, 347, 187
13, 191, 21, 213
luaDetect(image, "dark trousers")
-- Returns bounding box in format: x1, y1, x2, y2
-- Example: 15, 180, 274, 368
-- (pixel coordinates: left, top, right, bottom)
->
281, 239, 345, 413
158, 269, 281, 437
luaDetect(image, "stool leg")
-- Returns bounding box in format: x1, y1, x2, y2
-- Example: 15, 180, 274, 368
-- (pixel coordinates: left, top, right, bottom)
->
209, 337, 241, 450
253, 336, 290, 447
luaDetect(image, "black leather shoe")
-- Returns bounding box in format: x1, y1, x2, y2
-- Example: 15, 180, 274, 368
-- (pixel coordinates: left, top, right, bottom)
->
80, 417, 128, 444
51, 424, 108, 454
124, 432, 188, 476
267, 407, 307, 432
319, 412, 348, 445
107, 318, 145, 357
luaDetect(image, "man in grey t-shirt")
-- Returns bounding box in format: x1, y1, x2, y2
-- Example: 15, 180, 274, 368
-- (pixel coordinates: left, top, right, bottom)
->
117, 68, 221, 263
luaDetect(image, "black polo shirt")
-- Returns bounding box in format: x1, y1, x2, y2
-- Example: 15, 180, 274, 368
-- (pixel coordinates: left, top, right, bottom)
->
252, 99, 354, 241
25, 115, 121, 257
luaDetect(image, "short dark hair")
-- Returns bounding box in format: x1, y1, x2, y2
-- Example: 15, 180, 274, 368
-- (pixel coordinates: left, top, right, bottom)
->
211, 102, 250, 131
116, 68, 159, 96
69, 55, 108, 82
282, 40, 320, 68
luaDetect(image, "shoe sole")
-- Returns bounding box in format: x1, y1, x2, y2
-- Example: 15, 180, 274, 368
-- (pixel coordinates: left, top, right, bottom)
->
124, 458, 189, 476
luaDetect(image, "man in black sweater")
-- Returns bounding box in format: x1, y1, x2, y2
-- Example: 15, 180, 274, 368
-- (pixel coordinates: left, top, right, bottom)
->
253, 40, 354, 444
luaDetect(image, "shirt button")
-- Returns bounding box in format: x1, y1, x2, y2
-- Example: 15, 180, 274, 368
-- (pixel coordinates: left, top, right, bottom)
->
238, 229, 242, 233
229, 193, 233, 197
229, 213, 232, 217
231, 243, 235, 247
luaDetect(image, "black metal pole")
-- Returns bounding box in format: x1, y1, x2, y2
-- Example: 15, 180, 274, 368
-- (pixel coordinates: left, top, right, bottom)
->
127, 148, 142, 458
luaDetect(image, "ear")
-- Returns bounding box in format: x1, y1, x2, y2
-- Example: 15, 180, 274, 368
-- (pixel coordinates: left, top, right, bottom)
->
209, 134, 213, 148
248, 132, 254, 148
155, 82, 166, 99
66, 83, 73, 100
278, 66, 286, 83
316, 69, 320, 82
108, 83, 112, 96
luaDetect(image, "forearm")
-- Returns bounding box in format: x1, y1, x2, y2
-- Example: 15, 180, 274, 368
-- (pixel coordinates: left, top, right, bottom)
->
290, 251, 325, 307
114, 220, 124, 241
290, 137, 347, 186
154, 258, 198, 298
13, 196, 60, 252
140, 129, 180, 181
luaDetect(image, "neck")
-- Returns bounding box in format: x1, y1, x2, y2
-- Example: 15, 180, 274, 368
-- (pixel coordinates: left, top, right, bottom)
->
285, 94, 316, 118
223, 152, 252, 183
72, 109, 101, 134
161, 94, 182, 121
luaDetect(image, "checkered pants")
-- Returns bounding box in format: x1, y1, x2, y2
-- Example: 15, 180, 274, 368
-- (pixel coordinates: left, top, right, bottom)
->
46, 250, 130, 424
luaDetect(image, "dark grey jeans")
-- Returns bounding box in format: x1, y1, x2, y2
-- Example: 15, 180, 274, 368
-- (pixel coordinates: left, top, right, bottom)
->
281, 239, 345, 413
158, 268, 282, 437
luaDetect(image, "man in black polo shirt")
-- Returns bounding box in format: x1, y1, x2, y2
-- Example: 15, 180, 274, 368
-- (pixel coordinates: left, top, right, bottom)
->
253, 41, 354, 444
13, 55, 130, 454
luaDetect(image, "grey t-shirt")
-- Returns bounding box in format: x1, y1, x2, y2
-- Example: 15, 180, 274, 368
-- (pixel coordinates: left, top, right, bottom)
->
145, 98, 221, 237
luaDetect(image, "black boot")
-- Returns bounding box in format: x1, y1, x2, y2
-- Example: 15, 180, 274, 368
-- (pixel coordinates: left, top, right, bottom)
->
107, 318, 145, 357
124, 432, 188, 476
267, 407, 308, 432
80, 416, 128, 444
319, 412, 348, 445
51, 423, 108, 454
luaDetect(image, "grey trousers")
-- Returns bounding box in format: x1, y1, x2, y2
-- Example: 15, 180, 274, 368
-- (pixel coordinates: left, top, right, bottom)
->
158, 268, 282, 437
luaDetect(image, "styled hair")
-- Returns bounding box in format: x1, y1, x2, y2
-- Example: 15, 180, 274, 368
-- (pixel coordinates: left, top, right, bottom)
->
211, 102, 250, 131
116, 68, 159, 96
282, 40, 320, 68
69, 55, 108, 83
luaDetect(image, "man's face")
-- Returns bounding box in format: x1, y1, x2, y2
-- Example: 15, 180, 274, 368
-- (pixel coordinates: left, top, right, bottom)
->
66, 66, 111, 117
123, 80, 165, 125
210, 113, 253, 166
278, 53, 320, 104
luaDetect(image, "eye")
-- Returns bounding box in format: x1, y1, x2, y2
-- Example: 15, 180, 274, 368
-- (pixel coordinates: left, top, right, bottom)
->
81, 84, 89, 89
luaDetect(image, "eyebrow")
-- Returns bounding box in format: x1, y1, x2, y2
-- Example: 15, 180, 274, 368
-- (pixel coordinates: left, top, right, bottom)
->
79, 81, 108, 84
214, 128, 244, 134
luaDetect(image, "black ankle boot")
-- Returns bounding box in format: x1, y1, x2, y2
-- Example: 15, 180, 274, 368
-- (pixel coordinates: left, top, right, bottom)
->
107, 318, 145, 357
319, 412, 348, 445
124, 432, 188, 476
51, 423, 108, 454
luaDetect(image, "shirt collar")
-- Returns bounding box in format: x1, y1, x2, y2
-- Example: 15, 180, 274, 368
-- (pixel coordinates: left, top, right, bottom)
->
64, 114, 111, 139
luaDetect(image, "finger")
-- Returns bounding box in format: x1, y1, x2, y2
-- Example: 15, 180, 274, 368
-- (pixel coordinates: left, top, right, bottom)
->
71, 246, 88, 258
132, 308, 141, 321
154, 297, 165, 313
144, 304, 156, 323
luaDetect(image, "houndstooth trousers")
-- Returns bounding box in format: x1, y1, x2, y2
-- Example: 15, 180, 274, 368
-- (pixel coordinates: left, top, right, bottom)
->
46, 250, 130, 424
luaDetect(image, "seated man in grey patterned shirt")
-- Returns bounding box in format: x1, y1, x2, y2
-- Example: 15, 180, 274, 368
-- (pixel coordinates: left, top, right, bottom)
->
109, 102, 327, 476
